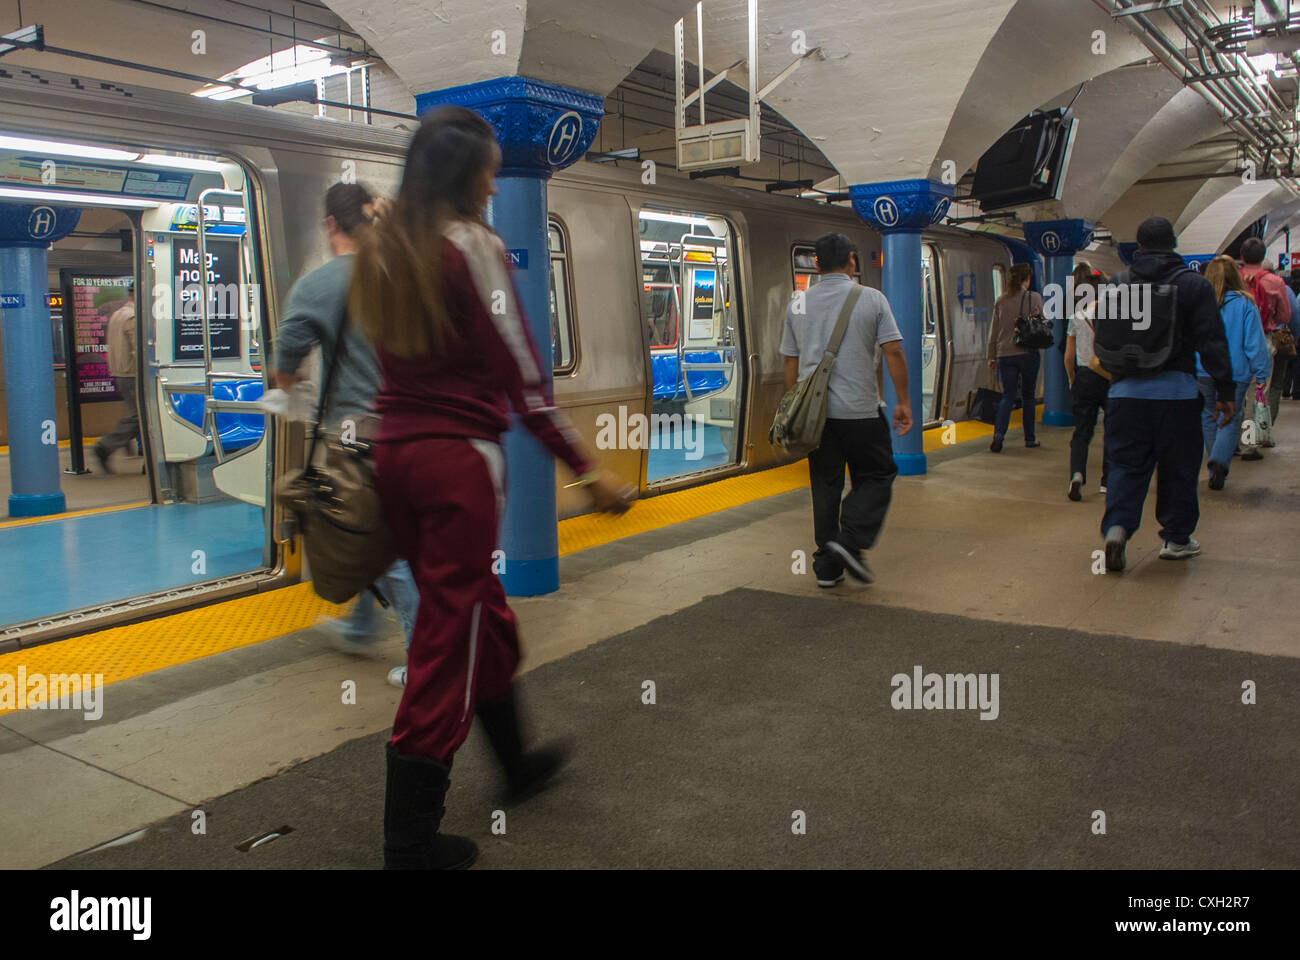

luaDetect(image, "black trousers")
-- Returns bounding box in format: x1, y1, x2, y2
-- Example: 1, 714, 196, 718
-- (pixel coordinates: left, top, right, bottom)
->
807, 416, 898, 574
1069, 368, 1110, 486
1101, 397, 1203, 545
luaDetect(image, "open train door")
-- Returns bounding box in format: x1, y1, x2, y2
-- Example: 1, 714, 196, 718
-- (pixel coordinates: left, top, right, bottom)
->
638, 207, 746, 485
143, 186, 271, 511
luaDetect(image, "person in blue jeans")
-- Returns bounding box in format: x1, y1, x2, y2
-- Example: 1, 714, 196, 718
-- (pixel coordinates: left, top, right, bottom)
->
1098, 219, 1236, 572
986, 262, 1042, 452
273, 182, 418, 687
1196, 256, 1270, 491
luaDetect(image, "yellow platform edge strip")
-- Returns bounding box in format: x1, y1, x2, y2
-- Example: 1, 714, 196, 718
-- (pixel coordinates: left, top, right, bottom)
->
0, 421, 993, 713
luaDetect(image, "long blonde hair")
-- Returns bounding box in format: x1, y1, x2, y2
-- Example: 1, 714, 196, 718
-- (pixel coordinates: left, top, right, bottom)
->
350, 106, 496, 359
1203, 255, 1254, 307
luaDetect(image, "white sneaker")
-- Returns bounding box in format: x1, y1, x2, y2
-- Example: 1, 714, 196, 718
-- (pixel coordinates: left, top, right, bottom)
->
387, 665, 407, 688
1158, 538, 1201, 560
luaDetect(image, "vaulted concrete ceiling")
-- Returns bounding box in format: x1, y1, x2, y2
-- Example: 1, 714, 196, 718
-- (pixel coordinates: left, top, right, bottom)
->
1178, 180, 1296, 254
319, 0, 699, 96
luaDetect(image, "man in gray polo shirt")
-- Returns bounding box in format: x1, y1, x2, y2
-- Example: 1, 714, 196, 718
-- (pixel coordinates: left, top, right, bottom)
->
780, 232, 912, 586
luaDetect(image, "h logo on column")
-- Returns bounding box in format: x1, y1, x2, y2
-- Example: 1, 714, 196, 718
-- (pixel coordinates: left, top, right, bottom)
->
849, 180, 955, 232
0, 202, 81, 248
415, 77, 604, 178
1024, 220, 1094, 260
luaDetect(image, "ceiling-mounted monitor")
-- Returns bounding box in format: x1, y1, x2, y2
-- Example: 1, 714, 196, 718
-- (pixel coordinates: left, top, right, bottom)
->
970, 108, 1077, 212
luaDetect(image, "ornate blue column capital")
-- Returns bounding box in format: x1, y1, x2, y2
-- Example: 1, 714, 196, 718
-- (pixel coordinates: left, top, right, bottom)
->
849, 179, 952, 233
0, 202, 81, 247
1181, 254, 1216, 273
1024, 219, 1094, 258
415, 76, 604, 179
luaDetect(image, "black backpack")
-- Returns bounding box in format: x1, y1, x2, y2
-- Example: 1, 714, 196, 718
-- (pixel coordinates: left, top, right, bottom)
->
1092, 268, 1190, 380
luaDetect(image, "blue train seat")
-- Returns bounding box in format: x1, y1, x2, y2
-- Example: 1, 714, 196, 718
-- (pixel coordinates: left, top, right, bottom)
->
650, 350, 729, 400
167, 378, 265, 452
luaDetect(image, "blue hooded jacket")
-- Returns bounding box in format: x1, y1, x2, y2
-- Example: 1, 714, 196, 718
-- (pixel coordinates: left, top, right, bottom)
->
1196, 290, 1270, 384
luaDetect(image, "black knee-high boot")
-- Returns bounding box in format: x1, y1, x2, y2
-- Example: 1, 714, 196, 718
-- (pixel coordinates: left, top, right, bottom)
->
383, 743, 478, 870
475, 690, 569, 804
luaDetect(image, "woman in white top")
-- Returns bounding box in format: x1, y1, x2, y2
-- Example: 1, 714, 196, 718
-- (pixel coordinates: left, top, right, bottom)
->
1063, 263, 1110, 501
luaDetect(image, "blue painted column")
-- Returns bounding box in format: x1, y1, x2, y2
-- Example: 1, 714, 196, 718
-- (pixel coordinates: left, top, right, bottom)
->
1181, 254, 1217, 273
416, 77, 602, 596
0, 203, 81, 517
1025, 219, 1094, 428
849, 179, 953, 476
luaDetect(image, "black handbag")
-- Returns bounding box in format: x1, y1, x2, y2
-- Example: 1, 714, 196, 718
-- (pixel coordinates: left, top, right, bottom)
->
1013, 290, 1055, 349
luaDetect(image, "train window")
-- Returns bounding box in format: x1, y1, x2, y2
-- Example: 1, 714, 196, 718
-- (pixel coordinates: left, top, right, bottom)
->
792, 243, 861, 290
992, 263, 1007, 302
548, 218, 576, 374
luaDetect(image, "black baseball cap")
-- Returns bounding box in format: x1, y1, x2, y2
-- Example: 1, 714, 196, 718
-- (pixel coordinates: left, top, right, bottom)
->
1136, 217, 1178, 251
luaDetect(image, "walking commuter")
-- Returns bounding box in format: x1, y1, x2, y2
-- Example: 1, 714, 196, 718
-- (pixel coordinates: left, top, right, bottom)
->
1238, 241, 1288, 436
1196, 256, 1269, 491
986, 262, 1042, 452
1063, 263, 1109, 500
93, 282, 139, 472
779, 232, 911, 587
350, 106, 633, 870
273, 181, 418, 687
1098, 218, 1236, 571
1275, 265, 1299, 400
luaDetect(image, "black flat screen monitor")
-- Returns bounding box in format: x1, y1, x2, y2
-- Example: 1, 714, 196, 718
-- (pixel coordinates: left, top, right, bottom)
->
971, 109, 1077, 212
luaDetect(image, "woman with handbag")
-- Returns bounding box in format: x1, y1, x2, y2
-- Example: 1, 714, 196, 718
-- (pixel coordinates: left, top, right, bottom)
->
351, 106, 634, 870
986, 262, 1044, 452
1197, 256, 1270, 489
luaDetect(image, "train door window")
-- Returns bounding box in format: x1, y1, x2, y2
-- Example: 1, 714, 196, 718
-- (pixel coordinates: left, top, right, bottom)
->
548, 218, 576, 374
638, 208, 745, 485
991, 263, 1007, 303
0, 132, 274, 634
921, 243, 945, 424
792, 243, 861, 290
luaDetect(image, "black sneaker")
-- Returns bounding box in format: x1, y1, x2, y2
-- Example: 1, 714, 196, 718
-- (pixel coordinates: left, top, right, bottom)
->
1208, 462, 1226, 491
1068, 473, 1083, 501
1104, 525, 1127, 572
1025, 439, 1040, 448
826, 540, 874, 583
816, 571, 845, 588
93, 444, 111, 474
990, 435, 1004, 453
1242, 449, 1264, 461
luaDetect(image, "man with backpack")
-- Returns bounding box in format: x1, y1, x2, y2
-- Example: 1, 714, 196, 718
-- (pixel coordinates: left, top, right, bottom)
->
1093, 218, 1235, 572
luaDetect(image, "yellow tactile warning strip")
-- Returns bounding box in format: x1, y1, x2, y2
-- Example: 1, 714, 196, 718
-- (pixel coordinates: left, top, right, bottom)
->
0, 419, 994, 709
0, 437, 100, 456
0, 583, 344, 714
0, 501, 151, 529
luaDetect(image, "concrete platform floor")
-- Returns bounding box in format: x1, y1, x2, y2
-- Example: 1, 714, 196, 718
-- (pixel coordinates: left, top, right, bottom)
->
3, 406, 1298, 868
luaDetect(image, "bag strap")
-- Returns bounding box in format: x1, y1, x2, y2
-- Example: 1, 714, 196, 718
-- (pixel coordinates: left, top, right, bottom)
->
305, 306, 350, 467
824, 285, 864, 360
1017, 289, 1029, 319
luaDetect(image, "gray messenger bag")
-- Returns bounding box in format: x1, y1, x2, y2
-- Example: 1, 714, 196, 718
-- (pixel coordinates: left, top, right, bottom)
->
768, 284, 863, 458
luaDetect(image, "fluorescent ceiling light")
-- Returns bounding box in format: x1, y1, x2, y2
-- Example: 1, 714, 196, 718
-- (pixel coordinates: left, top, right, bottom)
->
0, 186, 158, 208
640, 211, 709, 225
137, 154, 226, 173
192, 43, 350, 99
0, 134, 138, 161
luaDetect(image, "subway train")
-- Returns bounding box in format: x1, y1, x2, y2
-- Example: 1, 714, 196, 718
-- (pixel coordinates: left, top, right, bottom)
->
0, 66, 1017, 642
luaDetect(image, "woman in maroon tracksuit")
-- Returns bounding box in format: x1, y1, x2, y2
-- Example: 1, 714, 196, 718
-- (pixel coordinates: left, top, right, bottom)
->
352, 107, 632, 870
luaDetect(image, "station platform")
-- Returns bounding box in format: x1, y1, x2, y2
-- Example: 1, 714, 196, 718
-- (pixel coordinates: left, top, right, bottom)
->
2, 413, 1297, 869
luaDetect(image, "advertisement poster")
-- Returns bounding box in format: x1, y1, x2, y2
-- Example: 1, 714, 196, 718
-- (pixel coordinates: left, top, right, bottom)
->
61, 273, 133, 403
171, 237, 241, 361
689, 268, 716, 340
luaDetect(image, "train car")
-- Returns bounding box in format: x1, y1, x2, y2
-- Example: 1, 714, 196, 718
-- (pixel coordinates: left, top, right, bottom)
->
0, 65, 1012, 644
